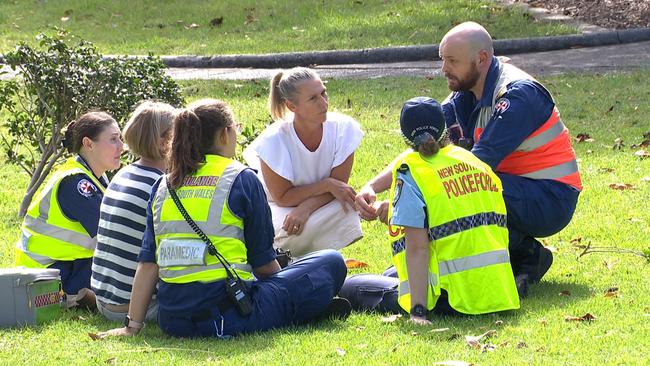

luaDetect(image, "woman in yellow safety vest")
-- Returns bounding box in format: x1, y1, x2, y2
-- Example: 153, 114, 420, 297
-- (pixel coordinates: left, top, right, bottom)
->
100, 99, 350, 338
16, 111, 124, 307
341, 97, 519, 324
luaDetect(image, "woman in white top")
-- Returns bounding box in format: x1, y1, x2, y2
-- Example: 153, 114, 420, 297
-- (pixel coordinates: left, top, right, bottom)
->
244, 67, 363, 257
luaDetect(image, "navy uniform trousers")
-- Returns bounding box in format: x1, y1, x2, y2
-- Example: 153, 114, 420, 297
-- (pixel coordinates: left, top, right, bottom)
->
158, 249, 347, 338
499, 173, 579, 278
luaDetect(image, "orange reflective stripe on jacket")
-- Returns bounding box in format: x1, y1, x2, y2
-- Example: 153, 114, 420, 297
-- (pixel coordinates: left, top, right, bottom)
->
494, 107, 583, 190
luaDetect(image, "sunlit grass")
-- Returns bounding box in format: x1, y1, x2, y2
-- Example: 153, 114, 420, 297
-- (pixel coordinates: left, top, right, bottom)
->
0, 70, 648, 365
0, 0, 575, 55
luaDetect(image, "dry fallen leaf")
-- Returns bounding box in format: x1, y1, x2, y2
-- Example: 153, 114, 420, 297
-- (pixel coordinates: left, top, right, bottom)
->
613, 138, 625, 150
88, 332, 101, 341
575, 133, 594, 143
598, 167, 615, 173
538, 319, 548, 326
480, 343, 497, 353
634, 149, 650, 159
381, 314, 402, 323
609, 183, 635, 190
336, 347, 346, 356
517, 341, 528, 349
604, 287, 619, 298
184, 23, 199, 29
559, 290, 571, 296
464, 329, 496, 348
565, 313, 597, 322
210, 17, 224, 27
345, 258, 369, 269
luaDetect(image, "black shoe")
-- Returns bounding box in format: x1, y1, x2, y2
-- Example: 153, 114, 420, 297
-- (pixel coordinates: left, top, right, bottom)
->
321, 297, 352, 321
529, 245, 553, 283
515, 273, 530, 298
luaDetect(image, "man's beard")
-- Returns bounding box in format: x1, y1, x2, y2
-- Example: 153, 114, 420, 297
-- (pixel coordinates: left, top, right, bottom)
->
446, 61, 480, 92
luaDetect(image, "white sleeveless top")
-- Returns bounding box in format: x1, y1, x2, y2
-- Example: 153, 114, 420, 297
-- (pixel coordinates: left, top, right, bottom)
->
243, 112, 363, 193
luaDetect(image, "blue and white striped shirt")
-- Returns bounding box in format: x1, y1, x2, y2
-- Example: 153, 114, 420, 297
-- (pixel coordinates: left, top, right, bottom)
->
91, 163, 162, 305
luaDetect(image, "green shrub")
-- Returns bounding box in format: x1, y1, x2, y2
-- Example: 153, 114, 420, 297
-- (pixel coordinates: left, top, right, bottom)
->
0, 29, 185, 217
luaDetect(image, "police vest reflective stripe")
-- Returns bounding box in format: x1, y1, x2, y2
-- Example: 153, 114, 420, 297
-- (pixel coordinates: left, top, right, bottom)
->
388, 147, 520, 315
474, 62, 582, 190
392, 212, 507, 256
152, 155, 253, 284
16, 157, 105, 268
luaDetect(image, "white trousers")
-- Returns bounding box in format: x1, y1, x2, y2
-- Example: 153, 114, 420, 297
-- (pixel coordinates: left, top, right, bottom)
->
270, 200, 363, 257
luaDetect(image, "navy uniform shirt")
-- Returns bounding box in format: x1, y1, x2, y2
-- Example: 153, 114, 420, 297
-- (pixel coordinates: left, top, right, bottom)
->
442, 57, 555, 170
138, 168, 277, 313
51, 155, 109, 294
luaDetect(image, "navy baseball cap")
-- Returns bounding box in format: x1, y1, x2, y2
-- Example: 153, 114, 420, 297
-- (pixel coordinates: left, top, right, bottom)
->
399, 97, 446, 147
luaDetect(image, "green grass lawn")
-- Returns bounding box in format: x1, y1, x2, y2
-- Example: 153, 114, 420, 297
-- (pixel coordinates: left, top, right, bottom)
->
0, 70, 649, 365
0, 0, 576, 55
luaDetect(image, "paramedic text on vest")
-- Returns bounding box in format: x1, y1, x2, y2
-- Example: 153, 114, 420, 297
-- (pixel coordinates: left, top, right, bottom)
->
97, 99, 348, 339
439, 22, 581, 295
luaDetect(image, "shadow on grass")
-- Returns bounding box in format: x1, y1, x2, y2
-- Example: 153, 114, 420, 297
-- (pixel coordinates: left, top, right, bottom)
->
526, 279, 593, 303
7, 308, 352, 362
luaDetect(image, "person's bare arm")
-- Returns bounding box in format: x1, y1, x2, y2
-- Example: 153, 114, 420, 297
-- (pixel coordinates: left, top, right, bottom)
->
405, 227, 432, 325
261, 154, 356, 210
98, 262, 159, 337
253, 260, 281, 279
355, 149, 411, 220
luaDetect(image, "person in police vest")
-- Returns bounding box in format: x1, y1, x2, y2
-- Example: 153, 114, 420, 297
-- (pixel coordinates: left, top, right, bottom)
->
99, 98, 349, 338
16, 111, 124, 307
355, 22, 582, 296
341, 97, 519, 323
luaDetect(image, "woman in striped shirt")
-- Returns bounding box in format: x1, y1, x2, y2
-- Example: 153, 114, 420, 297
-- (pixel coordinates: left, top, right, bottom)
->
91, 101, 176, 322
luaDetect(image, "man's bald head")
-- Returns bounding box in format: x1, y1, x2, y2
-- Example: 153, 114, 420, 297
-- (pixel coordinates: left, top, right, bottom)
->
438, 22, 494, 95
440, 22, 494, 59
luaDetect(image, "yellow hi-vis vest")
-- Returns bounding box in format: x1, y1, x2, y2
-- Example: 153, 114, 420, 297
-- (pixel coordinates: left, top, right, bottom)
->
152, 155, 254, 284
16, 157, 106, 268
388, 145, 520, 314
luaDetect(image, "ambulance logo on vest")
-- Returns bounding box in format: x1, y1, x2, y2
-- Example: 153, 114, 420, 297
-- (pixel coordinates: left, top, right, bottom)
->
76, 179, 96, 197
494, 98, 510, 114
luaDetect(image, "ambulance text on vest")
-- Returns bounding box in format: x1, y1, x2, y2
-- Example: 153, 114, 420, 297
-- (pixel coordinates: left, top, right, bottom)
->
438, 162, 499, 199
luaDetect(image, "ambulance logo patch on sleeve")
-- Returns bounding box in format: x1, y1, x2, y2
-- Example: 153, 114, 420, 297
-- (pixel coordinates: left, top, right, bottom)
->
77, 179, 96, 197
494, 98, 510, 114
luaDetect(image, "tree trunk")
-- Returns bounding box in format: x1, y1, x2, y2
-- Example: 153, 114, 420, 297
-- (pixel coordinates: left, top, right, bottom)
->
17, 148, 63, 218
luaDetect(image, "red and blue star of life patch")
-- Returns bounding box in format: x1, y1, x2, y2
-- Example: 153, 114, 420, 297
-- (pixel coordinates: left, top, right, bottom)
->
76, 179, 96, 197
494, 98, 510, 114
